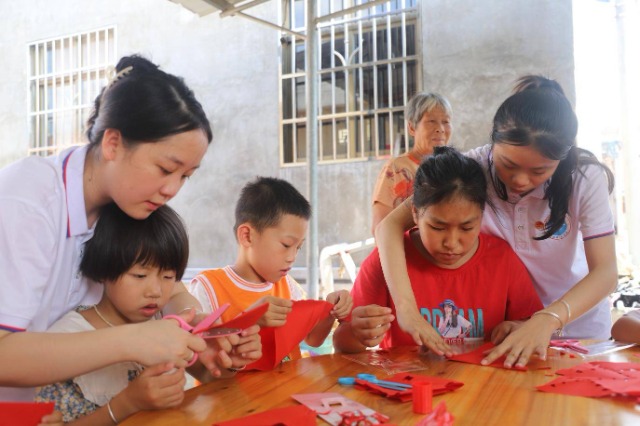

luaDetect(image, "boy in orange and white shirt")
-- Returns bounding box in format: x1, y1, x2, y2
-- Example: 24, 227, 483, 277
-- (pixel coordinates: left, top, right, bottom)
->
189, 177, 352, 362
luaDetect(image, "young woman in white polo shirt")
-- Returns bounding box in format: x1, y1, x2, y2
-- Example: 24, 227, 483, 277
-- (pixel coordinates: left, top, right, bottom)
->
0, 55, 232, 401
374, 76, 616, 369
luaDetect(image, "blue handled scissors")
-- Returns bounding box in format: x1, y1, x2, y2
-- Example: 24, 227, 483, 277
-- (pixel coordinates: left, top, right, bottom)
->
164, 303, 242, 366
338, 373, 412, 391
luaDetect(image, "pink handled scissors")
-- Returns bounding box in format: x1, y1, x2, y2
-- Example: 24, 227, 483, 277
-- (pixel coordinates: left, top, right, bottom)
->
549, 339, 589, 354
164, 303, 242, 366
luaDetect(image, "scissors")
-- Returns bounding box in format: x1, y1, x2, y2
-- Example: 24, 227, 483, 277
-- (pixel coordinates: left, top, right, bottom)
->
549, 339, 589, 354
164, 303, 242, 366
338, 373, 412, 391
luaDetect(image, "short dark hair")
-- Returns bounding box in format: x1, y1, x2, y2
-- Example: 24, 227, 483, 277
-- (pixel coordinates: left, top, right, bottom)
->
413, 146, 487, 211
234, 177, 311, 234
80, 203, 189, 282
86, 54, 212, 148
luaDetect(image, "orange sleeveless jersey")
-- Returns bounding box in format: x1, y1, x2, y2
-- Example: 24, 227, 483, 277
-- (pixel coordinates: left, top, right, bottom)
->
190, 266, 302, 360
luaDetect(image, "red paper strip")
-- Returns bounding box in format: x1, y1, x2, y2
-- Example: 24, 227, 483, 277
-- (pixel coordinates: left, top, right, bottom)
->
211, 404, 316, 426
208, 303, 269, 332
0, 402, 55, 426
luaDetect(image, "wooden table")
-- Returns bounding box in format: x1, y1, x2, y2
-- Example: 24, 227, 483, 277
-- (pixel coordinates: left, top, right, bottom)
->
123, 344, 640, 425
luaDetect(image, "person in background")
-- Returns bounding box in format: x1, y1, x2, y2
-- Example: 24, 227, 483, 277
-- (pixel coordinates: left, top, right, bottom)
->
189, 177, 352, 363
0, 55, 220, 400
334, 147, 542, 353
374, 76, 616, 368
611, 310, 640, 343
371, 92, 453, 235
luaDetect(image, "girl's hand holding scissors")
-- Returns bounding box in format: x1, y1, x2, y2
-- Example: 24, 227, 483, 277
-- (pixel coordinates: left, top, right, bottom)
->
127, 313, 206, 368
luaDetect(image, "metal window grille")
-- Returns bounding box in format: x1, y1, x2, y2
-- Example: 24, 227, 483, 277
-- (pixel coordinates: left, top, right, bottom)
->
27, 27, 116, 156
280, 0, 419, 165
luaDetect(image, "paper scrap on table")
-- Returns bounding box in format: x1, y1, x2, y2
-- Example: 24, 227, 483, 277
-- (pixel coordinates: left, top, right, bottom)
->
342, 349, 428, 375
247, 300, 333, 371
0, 402, 54, 426
211, 405, 316, 426
415, 401, 455, 426
537, 361, 640, 400
447, 342, 527, 371
292, 392, 390, 426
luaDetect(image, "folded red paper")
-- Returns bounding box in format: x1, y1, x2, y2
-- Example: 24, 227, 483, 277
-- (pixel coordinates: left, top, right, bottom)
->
447, 342, 527, 371
0, 402, 54, 426
247, 300, 333, 371
211, 405, 316, 426
352, 373, 463, 402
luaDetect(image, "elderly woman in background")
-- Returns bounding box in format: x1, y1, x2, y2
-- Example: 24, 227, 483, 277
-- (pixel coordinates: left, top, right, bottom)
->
370, 92, 453, 235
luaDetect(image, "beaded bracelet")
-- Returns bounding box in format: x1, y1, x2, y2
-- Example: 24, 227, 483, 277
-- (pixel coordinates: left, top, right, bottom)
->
107, 401, 119, 424
532, 310, 564, 336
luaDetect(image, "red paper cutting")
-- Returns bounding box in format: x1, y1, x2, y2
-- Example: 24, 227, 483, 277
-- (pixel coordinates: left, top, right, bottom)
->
211, 404, 316, 426
537, 361, 640, 399
208, 303, 269, 332
350, 373, 463, 402
0, 402, 54, 426
415, 401, 454, 426
447, 342, 527, 371
247, 300, 333, 371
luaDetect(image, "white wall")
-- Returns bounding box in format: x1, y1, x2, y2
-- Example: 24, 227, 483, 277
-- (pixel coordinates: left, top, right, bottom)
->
0, 0, 577, 269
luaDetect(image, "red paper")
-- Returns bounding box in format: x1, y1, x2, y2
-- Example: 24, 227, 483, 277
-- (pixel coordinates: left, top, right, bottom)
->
537, 361, 640, 399
211, 404, 316, 426
447, 342, 527, 371
0, 402, 55, 426
209, 303, 269, 332
247, 300, 333, 371
415, 401, 454, 426
351, 373, 463, 402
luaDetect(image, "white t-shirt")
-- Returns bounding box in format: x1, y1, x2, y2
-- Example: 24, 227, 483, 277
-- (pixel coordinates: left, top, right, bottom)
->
0, 145, 102, 401
467, 144, 615, 339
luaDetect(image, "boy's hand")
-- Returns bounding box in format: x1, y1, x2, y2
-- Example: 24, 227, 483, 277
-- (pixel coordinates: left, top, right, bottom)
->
490, 320, 523, 345
326, 290, 353, 320
228, 324, 262, 368
250, 296, 293, 327
349, 305, 395, 348
124, 363, 186, 411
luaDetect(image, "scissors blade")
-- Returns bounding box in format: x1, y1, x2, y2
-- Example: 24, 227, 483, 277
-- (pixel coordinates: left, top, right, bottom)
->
199, 328, 242, 338
192, 303, 231, 334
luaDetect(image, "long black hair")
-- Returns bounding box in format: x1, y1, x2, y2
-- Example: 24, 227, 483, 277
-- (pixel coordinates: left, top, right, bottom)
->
86, 54, 212, 148
489, 75, 614, 240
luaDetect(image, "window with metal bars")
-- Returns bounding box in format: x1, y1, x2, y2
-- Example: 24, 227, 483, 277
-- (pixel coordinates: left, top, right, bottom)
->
27, 27, 116, 156
280, 0, 419, 165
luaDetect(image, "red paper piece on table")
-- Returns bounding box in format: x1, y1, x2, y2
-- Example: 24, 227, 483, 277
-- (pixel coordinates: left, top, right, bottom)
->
537, 377, 614, 397
211, 404, 316, 426
415, 401, 454, 426
352, 373, 463, 402
247, 300, 333, 371
537, 361, 640, 399
447, 342, 527, 371
0, 402, 55, 426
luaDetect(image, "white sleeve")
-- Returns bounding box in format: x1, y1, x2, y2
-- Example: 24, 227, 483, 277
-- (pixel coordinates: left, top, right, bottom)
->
286, 275, 307, 301
186, 275, 216, 314
574, 164, 614, 240
0, 198, 58, 330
